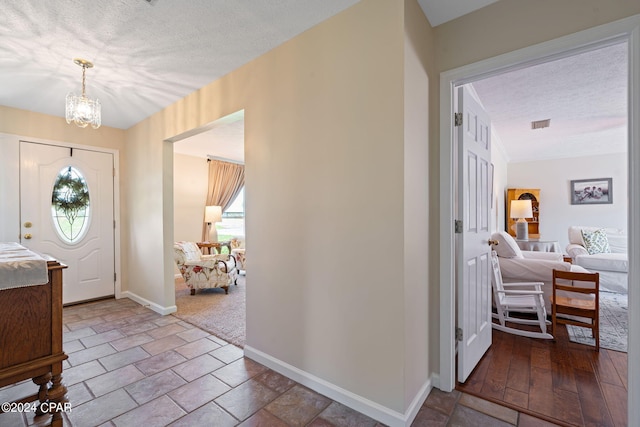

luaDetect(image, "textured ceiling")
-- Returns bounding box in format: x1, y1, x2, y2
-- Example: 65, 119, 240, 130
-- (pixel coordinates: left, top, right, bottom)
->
0, 0, 360, 129
417, 0, 499, 27
472, 42, 628, 163
3, 1, 625, 164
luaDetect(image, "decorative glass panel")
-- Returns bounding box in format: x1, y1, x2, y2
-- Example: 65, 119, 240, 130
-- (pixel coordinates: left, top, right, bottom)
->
51, 166, 90, 243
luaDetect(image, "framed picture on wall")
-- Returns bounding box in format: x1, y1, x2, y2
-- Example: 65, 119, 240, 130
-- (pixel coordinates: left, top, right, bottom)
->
570, 178, 613, 205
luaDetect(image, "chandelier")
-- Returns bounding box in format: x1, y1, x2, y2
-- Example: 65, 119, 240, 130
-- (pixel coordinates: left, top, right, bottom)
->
65, 58, 101, 129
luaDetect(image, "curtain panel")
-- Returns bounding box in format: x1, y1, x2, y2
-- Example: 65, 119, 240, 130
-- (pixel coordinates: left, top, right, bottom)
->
201, 159, 245, 241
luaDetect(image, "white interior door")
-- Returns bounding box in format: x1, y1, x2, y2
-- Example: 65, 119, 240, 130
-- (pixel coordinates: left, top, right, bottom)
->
457, 86, 493, 383
20, 141, 115, 304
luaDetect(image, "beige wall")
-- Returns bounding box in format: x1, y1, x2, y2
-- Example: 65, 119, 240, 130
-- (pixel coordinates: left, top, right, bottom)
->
173, 153, 208, 243
0, 105, 125, 150
403, 0, 434, 410
435, 0, 640, 72
172, 153, 208, 275
124, 0, 432, 415
123, 116, 174, 308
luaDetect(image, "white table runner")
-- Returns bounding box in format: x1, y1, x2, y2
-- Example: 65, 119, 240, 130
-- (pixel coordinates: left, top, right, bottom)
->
0, 242, 48, 290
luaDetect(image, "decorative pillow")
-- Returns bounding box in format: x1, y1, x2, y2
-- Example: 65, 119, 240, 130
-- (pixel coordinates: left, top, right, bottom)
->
581, 229, 611, 255
491, 231, 524, 259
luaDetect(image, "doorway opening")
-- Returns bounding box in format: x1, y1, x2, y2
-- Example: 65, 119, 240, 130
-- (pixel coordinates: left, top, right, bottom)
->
169, 110, 247, 348
438, 15, 639, 422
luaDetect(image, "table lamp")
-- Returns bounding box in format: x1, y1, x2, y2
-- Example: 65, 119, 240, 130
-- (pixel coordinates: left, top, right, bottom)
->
205, 205, 222, 243
510, 200, 533, 240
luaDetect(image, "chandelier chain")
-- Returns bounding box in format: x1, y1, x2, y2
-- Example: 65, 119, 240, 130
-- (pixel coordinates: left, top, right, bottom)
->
81, 65, 87, 97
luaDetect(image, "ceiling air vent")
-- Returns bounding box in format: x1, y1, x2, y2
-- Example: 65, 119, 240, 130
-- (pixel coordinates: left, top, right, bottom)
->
531, 119, 551, 130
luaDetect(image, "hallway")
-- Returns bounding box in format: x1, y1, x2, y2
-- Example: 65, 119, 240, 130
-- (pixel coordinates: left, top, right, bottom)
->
0, 298, 587, 426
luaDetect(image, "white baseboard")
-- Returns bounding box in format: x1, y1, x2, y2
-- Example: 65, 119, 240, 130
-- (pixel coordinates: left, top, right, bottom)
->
404, 376, 433, 426
120, 290, 177, 315
244, 345, 432, 427
430, 372, 440, 390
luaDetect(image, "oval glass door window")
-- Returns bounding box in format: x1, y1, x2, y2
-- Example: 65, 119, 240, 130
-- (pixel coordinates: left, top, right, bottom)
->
51, 166, 91, 243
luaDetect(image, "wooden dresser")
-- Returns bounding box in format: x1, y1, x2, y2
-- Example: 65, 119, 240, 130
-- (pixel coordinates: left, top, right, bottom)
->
0, 257, 68, 426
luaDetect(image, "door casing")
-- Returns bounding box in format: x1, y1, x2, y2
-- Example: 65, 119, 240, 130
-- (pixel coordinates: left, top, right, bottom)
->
438, 15, 640, 424
19, 137, 122, 301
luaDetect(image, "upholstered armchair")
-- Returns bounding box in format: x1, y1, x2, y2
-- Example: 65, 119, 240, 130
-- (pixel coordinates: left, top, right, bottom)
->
174, 241, 238, 295
229, 237, 246, 273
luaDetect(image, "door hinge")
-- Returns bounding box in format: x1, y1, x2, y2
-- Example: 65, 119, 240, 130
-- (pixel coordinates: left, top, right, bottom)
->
114, 272, 117, 282
454, 112, 463, 127
454, 220, 463, 234
456, 328, 463, 342
114, 220, 116, 229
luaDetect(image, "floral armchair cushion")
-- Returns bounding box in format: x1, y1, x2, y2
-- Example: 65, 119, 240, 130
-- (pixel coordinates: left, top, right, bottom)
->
230, 237, 244, 249
174, 241, 238, 294
229, 238, 246, 271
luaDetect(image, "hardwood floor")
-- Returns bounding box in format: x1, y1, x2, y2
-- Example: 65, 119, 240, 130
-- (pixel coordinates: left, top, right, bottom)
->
457, 325, 627, 427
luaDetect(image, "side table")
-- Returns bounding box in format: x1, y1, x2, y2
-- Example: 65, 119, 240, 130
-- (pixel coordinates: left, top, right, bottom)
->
197, 241, 231, 254
515, 239, 561, 253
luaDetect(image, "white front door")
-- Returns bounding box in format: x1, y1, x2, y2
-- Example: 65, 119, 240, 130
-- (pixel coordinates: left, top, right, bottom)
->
20, 141, 115, 304
457, 86, 493, 382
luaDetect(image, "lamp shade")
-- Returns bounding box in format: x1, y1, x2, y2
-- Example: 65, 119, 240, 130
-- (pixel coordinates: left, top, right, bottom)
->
510, 200, 533, 219
205, 205, 222, 223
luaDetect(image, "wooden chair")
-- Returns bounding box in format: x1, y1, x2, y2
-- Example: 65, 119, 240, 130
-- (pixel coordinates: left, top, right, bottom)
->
490, 251, 553, 339
551, 269, 600, 351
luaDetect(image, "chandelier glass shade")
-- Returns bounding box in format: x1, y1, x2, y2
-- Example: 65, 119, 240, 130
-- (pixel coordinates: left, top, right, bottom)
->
65, 58, 101, 129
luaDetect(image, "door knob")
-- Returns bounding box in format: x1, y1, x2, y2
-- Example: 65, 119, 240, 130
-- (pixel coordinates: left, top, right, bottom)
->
488, 239, 498, 246
24, 233, 32, 239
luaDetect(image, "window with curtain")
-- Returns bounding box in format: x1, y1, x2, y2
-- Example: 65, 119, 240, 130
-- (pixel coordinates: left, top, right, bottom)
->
217, 187, 245, 240
202, 159, 245, 242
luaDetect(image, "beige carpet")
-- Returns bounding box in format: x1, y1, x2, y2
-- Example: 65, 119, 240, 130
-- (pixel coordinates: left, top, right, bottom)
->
172, 275, 246, 347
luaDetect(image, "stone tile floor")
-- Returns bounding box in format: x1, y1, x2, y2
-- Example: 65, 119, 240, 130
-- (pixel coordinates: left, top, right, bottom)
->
0, 297, 559, 426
